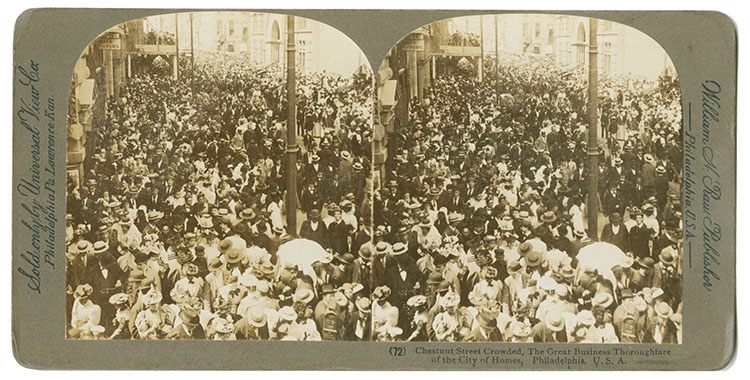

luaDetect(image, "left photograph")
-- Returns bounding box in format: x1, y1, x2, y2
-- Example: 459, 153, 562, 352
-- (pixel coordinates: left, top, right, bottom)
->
65, 12, 374, 340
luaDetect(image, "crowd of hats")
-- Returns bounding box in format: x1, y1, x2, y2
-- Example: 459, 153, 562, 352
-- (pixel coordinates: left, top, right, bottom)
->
65, 53, 374, 340
366, 55, 683, 342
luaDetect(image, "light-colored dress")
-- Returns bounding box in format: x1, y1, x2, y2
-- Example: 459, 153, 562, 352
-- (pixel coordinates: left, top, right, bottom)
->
71, 299, 101, 332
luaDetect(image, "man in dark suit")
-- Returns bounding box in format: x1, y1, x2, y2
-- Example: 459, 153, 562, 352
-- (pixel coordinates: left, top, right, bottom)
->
168, 307, 206, 340
69, 240, 99, 293
89, 241, 124, 333
346, 297, 372, 341
299, 209, 328, 248
381, 243, 419, 328
532, 311, 568, 342
643, 302, 679, 344
351, 220, 371, 260
439, 186, 463, 213
136, 183, 154, 210
627, 209, 653, 259
467, 310, 505, 342
144, 186, 163, 212
461, 176, 482, 203
327, 208, 352, 255
600, 212, 629, 252
300, 182, 320, 216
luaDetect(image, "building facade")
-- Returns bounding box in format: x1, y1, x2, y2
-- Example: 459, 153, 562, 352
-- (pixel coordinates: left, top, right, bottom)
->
147, 12, 367, 77
495, 14, 674, 80
67, 25, 127, 186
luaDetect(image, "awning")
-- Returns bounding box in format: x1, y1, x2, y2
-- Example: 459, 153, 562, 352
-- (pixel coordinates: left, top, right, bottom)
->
380, 79, 398, 107
77, 79, 96, 106
68, 123, 84, 141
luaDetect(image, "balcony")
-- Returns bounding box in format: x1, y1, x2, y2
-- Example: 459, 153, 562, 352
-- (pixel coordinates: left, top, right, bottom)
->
132, 44, 178, 55
434, 45, 482, 57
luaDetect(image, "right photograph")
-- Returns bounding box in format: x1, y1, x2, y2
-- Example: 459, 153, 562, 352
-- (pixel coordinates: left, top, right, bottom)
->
372, 14, 683, 343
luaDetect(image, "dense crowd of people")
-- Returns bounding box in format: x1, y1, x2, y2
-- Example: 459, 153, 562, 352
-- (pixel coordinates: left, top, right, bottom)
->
66, 42, 685, 344
65, 52, 375, 340
371, 54, 683, 343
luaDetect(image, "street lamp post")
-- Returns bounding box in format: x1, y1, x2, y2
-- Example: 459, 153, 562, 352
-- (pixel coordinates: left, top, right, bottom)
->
495, 15, 500, 97
175, 13, 179, 81
190, 13, 195, 99
478, 15, 484, 82
285, 15, 298, 236
587, 18, 600, 240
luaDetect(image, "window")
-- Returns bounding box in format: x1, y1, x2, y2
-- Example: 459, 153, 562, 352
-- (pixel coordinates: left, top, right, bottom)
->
548, 28, 554, 44
242, 22, 248, 37
297, 40, 306, 72
295, 17, 307, 30
561, 18, 570, 35
253, 15, 261, 33
217, 20, 222, 35
227, 43, 235, 53
602, 42, 613, 74
535, 23, 541, 38
271, 20, 280, 41
523, 23, 529, 37
229, 21, 235, 36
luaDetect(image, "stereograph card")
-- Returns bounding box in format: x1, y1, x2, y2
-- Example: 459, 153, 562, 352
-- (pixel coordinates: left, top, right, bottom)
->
11, 9, 736, 370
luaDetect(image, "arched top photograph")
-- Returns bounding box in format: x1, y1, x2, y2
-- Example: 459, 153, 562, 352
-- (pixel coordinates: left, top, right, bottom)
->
64, 11, 375, 341
372, 14, 682, 344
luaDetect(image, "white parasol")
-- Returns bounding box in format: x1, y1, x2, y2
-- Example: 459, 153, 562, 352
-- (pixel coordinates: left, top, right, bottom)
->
576, 242, 629, 273
276, 238, 329, 267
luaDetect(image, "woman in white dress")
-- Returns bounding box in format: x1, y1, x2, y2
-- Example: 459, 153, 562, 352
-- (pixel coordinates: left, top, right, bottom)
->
135, 288, 169, 340
70, 284, 101, 334
568, 195, 586, 235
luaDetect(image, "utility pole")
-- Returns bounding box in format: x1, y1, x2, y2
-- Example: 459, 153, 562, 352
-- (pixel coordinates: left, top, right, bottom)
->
285, 15, 298, 236
587, 18, 600, 240
190, 13, 195, 99
478, 15, 484, 82
397, 42, 408, 156
494, 15, 499, 97
175, 13, 179, 81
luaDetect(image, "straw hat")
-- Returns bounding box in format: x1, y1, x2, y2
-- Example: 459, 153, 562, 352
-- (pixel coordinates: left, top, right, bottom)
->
592, 292, 614, 308
292, 288, 315, 304
356, 297, 372, 313
655, 301, 674, 319
278, 306, 297, 322
225, 248, 244, 264
577, 310, 596, 326
247, 307, 268, 328
391, 242, 408, 256
545, 311, 565, 332
108, 293, 129, 305
178, 307, 200, 327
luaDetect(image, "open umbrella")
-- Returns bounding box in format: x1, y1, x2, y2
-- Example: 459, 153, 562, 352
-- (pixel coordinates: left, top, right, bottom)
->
276, 238, 329, 267
576, 242, 629, 273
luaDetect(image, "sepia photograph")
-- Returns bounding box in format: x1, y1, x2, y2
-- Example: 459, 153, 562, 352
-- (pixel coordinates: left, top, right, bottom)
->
65, 11, 374, 341
8, 3, 742, 371
372, 14, 683, 343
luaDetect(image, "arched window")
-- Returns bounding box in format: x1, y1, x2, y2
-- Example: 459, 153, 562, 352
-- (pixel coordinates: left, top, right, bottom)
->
577, 23, 586, 43
576, 23, 586, 65
271, 20, 280, 40
270, 20, 280, 63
